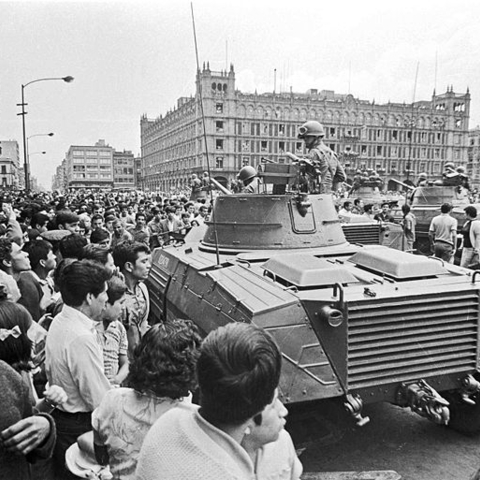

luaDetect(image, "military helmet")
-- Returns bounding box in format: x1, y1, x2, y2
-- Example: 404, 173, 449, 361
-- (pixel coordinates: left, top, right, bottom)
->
298, 121, 325, 138
444, 162, 455, 169
418, 172, 428, 179
238, 165, 257, 183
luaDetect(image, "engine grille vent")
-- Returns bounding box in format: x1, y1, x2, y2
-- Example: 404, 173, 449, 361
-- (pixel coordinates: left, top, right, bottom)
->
342, 224, 380, 245
347, 290, 479, 390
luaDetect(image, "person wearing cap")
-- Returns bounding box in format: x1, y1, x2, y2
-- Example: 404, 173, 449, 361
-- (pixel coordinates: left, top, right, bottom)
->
297, 120, 346, 194
429, 203, 458, 263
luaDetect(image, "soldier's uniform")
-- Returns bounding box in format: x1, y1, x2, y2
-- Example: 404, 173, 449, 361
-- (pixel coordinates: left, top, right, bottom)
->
308, 143, 346, 193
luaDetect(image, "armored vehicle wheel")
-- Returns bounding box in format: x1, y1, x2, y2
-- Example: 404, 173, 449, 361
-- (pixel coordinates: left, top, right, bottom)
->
446, 397, 480, 435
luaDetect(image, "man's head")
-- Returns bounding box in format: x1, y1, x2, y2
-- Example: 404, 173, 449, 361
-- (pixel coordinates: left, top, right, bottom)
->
91, 214, 104, 230
402, 204, 411, 215
56, 210, 80, 234
59, 259, 110, 320
198, 205, 208, 218
105, 215, 116, 232
342, 201, 352, 211
90, 228, 111, 248
59, 233, 88, 260
297, 120, 324, 149
31, 212, 49, 233
112, 241, 151, 280
22, 240, 56, 273
441, 203, 453, 214
135, 212, 146, 229
0, 239, 31, 274
103, 275, 127, 323
80, 244, 116, 276
364, 204, 374, 215
465, 205, 477, 219
354, 198, 364, 208
197, 322, 282, 428
112, 219, 125, 237
380, 202, 390, 214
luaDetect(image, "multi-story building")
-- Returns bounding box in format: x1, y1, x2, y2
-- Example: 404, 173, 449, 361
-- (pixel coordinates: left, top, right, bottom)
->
0, 140, 20, 189
468, 127, 480, 187
52, 159, 67, 193
65, 139, 114, 190
113, 150, 135, 189
141, 64, 471, 193
134, 155, 142, 189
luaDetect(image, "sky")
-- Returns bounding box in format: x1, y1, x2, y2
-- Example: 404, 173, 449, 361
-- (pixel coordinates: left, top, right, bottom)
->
2, 0, 479, 188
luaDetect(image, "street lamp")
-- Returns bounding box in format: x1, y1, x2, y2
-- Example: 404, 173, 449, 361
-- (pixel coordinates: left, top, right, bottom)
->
18, 76, 74, 191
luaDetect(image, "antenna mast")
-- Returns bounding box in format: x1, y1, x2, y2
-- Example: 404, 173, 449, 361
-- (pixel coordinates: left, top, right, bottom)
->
191, 3, 221, 266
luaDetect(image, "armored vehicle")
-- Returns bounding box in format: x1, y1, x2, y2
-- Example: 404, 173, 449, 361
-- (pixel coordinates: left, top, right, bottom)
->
408, 184, 472, 254
147, 166, 480, 433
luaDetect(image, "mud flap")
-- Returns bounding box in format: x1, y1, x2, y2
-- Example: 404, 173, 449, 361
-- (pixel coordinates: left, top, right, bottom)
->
301, 471, 401, 480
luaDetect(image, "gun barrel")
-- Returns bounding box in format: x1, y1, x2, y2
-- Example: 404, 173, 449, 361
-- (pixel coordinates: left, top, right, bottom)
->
210, 178, 232, 195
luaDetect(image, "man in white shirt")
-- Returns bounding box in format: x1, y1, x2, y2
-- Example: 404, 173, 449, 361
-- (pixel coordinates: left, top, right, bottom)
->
429, 203, 458, 263
46, 259, 111, 479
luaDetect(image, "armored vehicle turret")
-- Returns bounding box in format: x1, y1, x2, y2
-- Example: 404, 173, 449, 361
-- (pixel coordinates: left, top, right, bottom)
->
147, 164, 480, 434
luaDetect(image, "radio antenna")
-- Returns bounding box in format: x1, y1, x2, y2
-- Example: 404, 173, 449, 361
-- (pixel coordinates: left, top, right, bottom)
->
190, 3, 221, 266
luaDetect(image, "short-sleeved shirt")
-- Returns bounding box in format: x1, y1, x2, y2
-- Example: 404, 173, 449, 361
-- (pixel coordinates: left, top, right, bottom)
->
123, 282, 150, 354
95, 320, 128, 384
92, 388, 186, 480
429, 214, 458, 246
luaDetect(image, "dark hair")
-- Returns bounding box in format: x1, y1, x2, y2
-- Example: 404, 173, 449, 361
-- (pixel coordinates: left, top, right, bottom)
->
60, 260, 110, 307
354, 198, 362, 206
31, 212, 49, 230
135, 212, 146, 220
197, 322, 281, 426
0, 296, 33, 372
22, 240, 53, 270
342, 201, 352, 208
402, 204, 411, 215
0, 238, 12, 272
59, 233, 88, 259
53, 258, 75, 292
441, 203, 453, 214
465, 205, 477, 218
127, 319, 201, 398
80, 244, 112, 266
56, 210, 79, 228
91, 213, 104, 224
105, 215, 116, 224
113, 241, 150, 271
90, 228, 110, 245
364, 203, 374, 213
106, 276, 127, 305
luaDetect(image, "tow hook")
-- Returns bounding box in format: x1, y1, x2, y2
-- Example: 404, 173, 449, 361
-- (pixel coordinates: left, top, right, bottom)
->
344, 393, 370, 427
459, 374, 480, 405
396, 380, 450, 425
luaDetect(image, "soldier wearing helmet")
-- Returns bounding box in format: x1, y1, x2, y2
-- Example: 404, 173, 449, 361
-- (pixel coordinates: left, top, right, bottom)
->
297, 120, 346, 194
417, 172, 428, 187
238, 165, 260, 193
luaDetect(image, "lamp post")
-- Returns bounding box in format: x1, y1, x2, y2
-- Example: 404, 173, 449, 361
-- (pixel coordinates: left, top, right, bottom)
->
18, 76, 74, 191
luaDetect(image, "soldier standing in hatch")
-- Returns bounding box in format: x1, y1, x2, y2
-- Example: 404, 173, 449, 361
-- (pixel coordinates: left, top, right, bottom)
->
297, 121, 346, 194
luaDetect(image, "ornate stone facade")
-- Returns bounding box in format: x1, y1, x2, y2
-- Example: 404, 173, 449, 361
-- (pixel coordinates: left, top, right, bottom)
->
140, 64, 471, 193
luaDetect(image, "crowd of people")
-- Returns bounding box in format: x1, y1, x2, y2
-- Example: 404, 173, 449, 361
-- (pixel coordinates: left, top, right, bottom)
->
0, 187, 302, 480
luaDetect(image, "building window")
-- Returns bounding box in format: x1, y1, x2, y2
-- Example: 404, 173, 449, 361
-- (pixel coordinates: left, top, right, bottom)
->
377, 146, 382, 156
242, 157, 250, 166
295, 142, 303, 153
216, 103, 223, 113
99, 158, 111, 165
86, 150, 97, 157
73, 150, 84, 156
216, 139, 224, 150
1, 166, 6, 174
279, 141, 285, 152
279, 124, 285, 135
216, 121, 224, 132
215, 156, 223, 168
261, 141, 268, 152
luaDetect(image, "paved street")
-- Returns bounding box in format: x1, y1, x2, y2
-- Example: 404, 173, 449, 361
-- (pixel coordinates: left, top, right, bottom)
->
287, 400, 480, 480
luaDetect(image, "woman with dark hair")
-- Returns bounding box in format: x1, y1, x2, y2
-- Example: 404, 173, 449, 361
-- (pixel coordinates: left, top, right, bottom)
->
76, 319, 201, 480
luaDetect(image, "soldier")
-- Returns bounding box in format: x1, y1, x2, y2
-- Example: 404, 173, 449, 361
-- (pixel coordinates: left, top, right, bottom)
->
238, 166, 260, 193
297, 121, 346, 194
